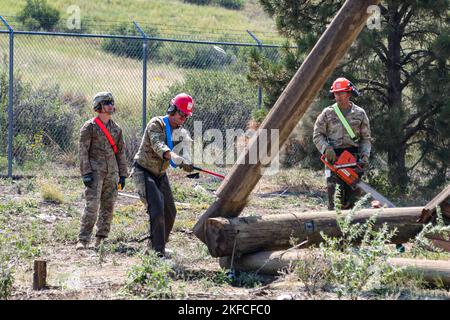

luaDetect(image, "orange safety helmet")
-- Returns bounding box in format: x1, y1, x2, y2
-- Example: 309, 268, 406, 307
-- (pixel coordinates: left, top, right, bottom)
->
329, 77, 360, 97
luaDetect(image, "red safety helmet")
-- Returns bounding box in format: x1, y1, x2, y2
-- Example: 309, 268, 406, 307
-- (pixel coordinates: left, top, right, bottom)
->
329, 77, 360, 97
169, 93, 194, 117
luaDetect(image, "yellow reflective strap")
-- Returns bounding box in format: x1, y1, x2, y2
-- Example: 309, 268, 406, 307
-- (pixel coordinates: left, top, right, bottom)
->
332, 103, 356, 139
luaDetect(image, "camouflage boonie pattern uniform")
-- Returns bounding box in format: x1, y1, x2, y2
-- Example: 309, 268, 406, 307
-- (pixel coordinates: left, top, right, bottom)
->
133, 116, 191, 200
78, 118, 128, 242
313, 102, 372, 210
132, 116, 191, 253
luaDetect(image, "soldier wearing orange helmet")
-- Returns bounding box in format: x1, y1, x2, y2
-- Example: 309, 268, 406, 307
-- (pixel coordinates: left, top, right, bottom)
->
132, 93, 194, 257
313, 78, 372, 210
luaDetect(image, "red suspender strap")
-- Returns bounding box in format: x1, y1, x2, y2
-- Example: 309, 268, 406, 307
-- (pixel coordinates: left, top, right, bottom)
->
94, 117, 118, 154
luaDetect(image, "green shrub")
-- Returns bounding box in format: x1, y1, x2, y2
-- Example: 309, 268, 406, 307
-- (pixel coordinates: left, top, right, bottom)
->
0, 61, 82, 168
18, 0, 60, 31
101, 23, 162, 60
0, 260, 14, 300
217, 0, 245, 10
126, 252, 175, 299
183, 0, 212, 4
152, 70, 256, 135
161, 43, 234, 69
319, 192, 401, 299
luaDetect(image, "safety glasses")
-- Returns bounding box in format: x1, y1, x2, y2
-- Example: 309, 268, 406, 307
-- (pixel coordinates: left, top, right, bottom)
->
103, 100, 114, 106
176, 109, 188, 119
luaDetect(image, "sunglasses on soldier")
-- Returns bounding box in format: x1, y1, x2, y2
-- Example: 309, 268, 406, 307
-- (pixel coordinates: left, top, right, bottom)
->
176, 109, 188, 119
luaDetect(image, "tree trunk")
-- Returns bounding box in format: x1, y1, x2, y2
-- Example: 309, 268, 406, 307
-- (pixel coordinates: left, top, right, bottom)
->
205, 207, 424, 257
386, 2, 408, 190
192, 0, 382, 242
220, 249, 450, 286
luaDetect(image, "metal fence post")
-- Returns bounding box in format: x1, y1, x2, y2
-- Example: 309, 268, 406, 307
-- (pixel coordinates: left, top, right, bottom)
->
1, 16, 14, 178
133, 21, 148, 134
247, 30, 263, 110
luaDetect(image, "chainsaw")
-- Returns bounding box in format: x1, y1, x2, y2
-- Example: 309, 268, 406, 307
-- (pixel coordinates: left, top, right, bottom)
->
321, 150, 396, 208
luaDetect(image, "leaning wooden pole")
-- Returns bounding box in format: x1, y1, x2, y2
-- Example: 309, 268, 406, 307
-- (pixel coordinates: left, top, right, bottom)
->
206, 207, 424, 257
193, 0, 381, 242
220, 250, 450, 286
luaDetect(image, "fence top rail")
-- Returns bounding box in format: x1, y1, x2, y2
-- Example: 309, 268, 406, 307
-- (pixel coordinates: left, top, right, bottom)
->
0, 29, 293, 48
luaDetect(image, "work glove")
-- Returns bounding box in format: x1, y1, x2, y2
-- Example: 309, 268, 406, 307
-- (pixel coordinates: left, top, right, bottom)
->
324, 147, 337, 163
118, 176, 126, 190
169, 151, 193, 172
360, 154, 370, 170
82, 173, 94, 188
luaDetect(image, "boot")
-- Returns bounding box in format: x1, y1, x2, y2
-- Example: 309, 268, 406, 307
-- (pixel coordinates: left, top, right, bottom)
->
94, 236, 105, 249
76, 240, 88, 250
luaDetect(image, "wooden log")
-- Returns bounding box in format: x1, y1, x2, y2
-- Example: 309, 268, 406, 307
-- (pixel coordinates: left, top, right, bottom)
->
206, 207, 424, 257
419, 184, 450, 223
193, 0, 382, 242
425, 231, 450, 253
220, 249, 450, 286
33, 260, 47, 290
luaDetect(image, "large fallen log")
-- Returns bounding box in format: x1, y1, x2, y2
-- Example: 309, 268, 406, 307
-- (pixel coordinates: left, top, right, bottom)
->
206, 207, 424, 257
193, 0, 382, 242
220, 249, 450, 286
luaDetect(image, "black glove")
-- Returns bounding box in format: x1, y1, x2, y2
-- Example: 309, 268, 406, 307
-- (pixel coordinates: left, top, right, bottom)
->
118, 176, 126, 190
324, 147, 337, 163
180, 163, 194, 173
82, 173, 94, 188
360, 154, 370, 171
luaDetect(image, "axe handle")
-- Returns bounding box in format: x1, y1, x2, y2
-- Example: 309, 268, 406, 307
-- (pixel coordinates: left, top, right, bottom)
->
192, 166, 225, 180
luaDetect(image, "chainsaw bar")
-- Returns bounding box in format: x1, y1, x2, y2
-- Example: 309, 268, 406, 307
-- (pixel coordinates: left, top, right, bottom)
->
356, 181, 396, 208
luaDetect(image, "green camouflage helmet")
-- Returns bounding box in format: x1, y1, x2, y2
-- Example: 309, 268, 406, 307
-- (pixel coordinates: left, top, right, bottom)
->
92, 92, 114, 111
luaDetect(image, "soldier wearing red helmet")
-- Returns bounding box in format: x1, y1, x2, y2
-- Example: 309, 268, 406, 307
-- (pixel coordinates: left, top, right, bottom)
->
132, 93, 195, 258
313, 78, 372, 210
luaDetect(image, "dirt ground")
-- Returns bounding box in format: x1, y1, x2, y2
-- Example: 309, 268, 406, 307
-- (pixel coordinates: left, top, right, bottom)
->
1, 168, 329, 300
2, 168, 449, 300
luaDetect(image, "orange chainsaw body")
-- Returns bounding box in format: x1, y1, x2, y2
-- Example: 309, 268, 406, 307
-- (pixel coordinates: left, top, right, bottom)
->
321, 150, 361, 188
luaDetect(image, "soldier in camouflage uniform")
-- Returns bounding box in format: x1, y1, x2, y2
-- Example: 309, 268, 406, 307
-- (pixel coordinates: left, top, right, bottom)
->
313, 78, 372, 210
132, 93, 194, 257
76, 92, 129, 250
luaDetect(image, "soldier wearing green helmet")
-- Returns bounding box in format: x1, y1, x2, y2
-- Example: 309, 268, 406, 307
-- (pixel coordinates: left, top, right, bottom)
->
76, 91, 129, 250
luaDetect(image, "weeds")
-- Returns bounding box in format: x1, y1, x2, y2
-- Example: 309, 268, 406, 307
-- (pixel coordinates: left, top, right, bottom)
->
0, 259, 14, 300
294, 248, 330, 298
38, 178, 64, 204
125, 251, 175, 299
410, 208, 450, 257
316, 191, 401, 299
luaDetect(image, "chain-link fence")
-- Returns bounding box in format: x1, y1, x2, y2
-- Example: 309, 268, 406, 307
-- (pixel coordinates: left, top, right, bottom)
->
0, 17, 285, 178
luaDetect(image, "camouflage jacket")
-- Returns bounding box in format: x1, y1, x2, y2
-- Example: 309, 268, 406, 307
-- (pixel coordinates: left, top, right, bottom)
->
134, 116, 192, 177
313, 102, 372, 156
79, 117, 129, 177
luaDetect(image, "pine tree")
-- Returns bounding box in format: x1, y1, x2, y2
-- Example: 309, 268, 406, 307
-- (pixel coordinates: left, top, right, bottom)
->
251, 0, 450, 193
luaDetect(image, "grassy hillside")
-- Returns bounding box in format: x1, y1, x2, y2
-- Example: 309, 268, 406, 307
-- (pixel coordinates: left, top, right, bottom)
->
0, 0, 282, 43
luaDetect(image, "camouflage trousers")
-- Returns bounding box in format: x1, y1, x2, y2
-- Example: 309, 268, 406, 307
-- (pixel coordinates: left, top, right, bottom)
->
326, 173, 362, 211
132, 164, 176, 254
78, 170, 118, 242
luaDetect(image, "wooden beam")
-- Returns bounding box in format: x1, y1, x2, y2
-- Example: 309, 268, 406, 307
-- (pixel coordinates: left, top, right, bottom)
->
220, 249, 450, 286
33, 260, 47, 290
206, 207, 424, 257
193, 0, 382, 242
419, 184, 450, 223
